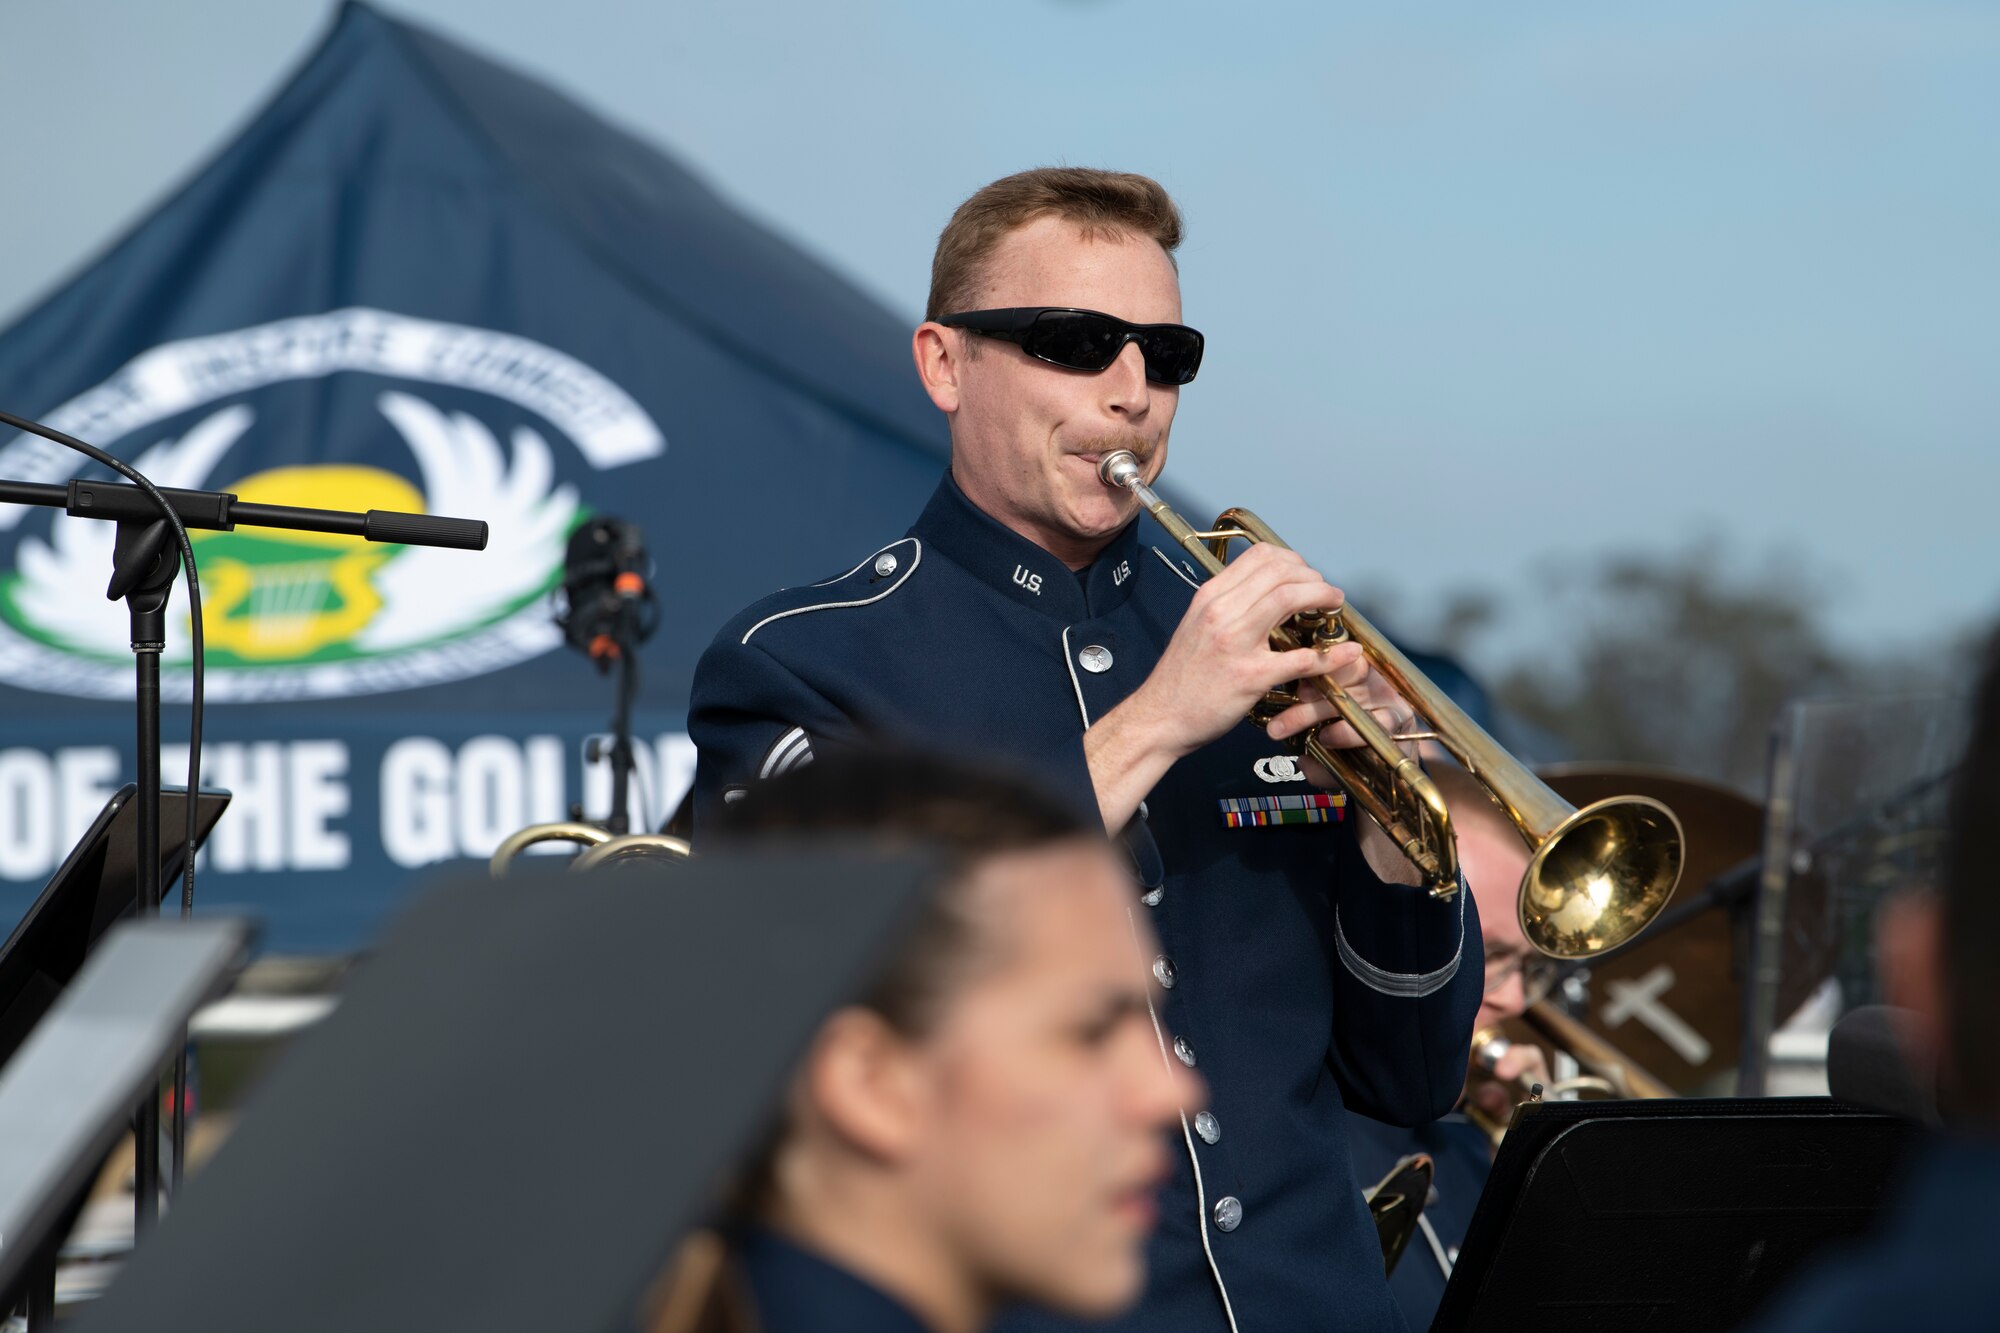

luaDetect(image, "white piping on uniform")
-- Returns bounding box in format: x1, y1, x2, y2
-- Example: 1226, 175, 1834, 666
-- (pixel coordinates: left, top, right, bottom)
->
1129, 907, 1242, 1333
759, 726, 810, 779
772, 735, 813, 777
1333, 877, 1467, 997
1084, 623, 1236, 1332
809, 545, 889, 587
1060, 626, 1093, 726
1151, 545, 1202, 590
742, 539, 922, 644
1418, 1212, 1454, 1280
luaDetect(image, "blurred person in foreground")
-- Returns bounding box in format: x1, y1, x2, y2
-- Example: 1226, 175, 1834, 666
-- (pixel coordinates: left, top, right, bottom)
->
1345, 763, 1548, 1328
1744, 629, 2000, 1332
650, 750, 1195, 1333
690, 166, 1481, 1333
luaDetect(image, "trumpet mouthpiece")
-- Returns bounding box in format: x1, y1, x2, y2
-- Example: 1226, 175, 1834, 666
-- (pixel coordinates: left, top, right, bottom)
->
1099, 449, 1144, 489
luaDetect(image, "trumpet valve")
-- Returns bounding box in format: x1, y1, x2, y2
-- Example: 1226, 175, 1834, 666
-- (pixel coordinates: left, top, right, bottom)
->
1288, 607, 1348, 648
1251, 688, 1300, 728
1290, 608, 1330, 642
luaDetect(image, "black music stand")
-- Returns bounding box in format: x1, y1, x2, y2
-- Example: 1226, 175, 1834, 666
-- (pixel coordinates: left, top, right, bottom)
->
76, 847, 933, 1333
0, 919, 252, 1327
0, 785, 231, 1071
1431, 1098, 1918, 1332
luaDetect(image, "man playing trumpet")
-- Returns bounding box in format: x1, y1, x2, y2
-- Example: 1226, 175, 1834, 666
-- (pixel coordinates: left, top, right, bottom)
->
690, 167, 1483, 1332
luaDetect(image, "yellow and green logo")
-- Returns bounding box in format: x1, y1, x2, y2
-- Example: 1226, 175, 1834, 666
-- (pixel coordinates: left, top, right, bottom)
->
193, 465, 423, 664
0, 310, 660, 702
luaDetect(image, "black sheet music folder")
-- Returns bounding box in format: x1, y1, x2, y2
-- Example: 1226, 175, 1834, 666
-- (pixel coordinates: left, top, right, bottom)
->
0, 783, 231, 1070
1430, 1097, 1918, 1332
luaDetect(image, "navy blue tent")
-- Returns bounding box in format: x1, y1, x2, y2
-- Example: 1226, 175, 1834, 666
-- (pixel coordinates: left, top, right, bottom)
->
0, 2, 955, 951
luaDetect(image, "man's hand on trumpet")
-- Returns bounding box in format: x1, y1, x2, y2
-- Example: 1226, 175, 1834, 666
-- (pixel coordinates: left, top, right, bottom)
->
1083, 542, 1350, 830
1260, 593, 1429, 887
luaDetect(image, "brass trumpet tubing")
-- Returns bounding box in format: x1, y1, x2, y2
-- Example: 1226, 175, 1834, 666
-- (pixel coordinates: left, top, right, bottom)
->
572, 832, 694, 870
489, 822, 692, 876
490, 821, 612, 876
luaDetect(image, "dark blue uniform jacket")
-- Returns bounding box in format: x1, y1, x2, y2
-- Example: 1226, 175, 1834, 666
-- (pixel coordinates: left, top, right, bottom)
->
690, 473, 1484, 1333
737, 1227, 934, 1333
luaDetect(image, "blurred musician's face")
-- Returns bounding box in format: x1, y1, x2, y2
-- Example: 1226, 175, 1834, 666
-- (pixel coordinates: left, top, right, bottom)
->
907, 840, 1192, 1318
914, 216, 1182, 569
1473, 874, 1538, 1035
788, 839, 1194, 1327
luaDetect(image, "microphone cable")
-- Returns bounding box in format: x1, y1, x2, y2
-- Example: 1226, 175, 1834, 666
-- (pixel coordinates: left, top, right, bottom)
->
0, 407, 207, 1188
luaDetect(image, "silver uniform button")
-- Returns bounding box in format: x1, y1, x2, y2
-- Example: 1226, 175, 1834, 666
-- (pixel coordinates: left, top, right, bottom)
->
1194, 1111, 1220, 1144
1152, 955, 1176, 989
873, 552, 898, 577
1078, 644, 1113, 673
1173, 1036, 1196, 1068
1139, 885, 1164, 907
1212, 1196, 1243, 1232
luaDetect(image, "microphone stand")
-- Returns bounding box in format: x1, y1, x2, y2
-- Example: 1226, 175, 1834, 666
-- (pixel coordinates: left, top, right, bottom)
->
0, 465, 485, 1292
564, 519, 654, 836
603, 596, 640, 836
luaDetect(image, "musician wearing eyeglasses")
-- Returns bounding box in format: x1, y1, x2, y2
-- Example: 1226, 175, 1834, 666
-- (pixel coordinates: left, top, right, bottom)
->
689, 167, 1483, 1333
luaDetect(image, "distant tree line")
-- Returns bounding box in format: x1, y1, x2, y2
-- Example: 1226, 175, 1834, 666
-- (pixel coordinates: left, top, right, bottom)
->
1383, 543, 1992, 795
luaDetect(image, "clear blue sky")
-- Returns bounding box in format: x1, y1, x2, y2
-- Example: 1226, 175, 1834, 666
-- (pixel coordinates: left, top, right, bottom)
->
2, 0, 1994, 672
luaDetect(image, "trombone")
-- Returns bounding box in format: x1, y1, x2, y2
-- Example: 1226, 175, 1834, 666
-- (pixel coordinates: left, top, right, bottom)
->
1098, 450, 1683, 960
1464, 1000, 1676, 1144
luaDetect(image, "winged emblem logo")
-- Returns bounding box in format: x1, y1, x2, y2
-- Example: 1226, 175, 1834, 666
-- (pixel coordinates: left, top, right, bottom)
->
0, 392, 583, 698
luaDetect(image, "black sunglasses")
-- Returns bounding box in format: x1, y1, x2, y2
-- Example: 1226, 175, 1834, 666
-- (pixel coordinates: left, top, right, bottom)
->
939, 307, 1204, 386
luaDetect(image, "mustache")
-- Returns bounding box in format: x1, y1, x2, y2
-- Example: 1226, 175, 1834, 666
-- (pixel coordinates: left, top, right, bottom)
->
1073, 434, 1157, 467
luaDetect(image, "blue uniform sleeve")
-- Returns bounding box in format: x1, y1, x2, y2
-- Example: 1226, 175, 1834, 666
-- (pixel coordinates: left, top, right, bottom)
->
687, 632, 860, 838
1321, 824, 1485, 1127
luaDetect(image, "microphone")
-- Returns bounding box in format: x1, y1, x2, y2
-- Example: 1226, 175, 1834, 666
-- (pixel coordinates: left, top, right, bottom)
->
557, 515, 656, 668
1827, 1005, 1940, 1125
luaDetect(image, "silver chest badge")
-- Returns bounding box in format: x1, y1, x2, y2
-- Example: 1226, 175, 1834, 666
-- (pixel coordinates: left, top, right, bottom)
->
1254, 755, 1306, 784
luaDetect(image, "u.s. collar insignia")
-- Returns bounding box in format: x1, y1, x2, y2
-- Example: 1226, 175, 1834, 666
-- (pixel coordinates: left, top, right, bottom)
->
1254, 754, 1306, 783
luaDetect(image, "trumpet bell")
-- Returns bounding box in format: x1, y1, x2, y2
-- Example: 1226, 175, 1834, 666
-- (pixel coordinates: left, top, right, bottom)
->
1520, 796, 1684, 959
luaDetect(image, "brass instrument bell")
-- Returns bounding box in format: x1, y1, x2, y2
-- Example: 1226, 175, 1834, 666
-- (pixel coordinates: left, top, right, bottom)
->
490, 820, 691, 875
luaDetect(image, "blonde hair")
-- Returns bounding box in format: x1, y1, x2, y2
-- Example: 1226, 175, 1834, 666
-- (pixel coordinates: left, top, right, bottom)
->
926, 167, 1184, 322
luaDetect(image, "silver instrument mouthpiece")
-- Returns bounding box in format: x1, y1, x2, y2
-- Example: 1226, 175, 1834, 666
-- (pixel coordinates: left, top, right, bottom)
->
1099, 449, 1145, 490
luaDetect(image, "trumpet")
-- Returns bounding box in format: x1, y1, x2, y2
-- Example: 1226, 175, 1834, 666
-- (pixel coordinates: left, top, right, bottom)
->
1097, 450, 1683, 959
